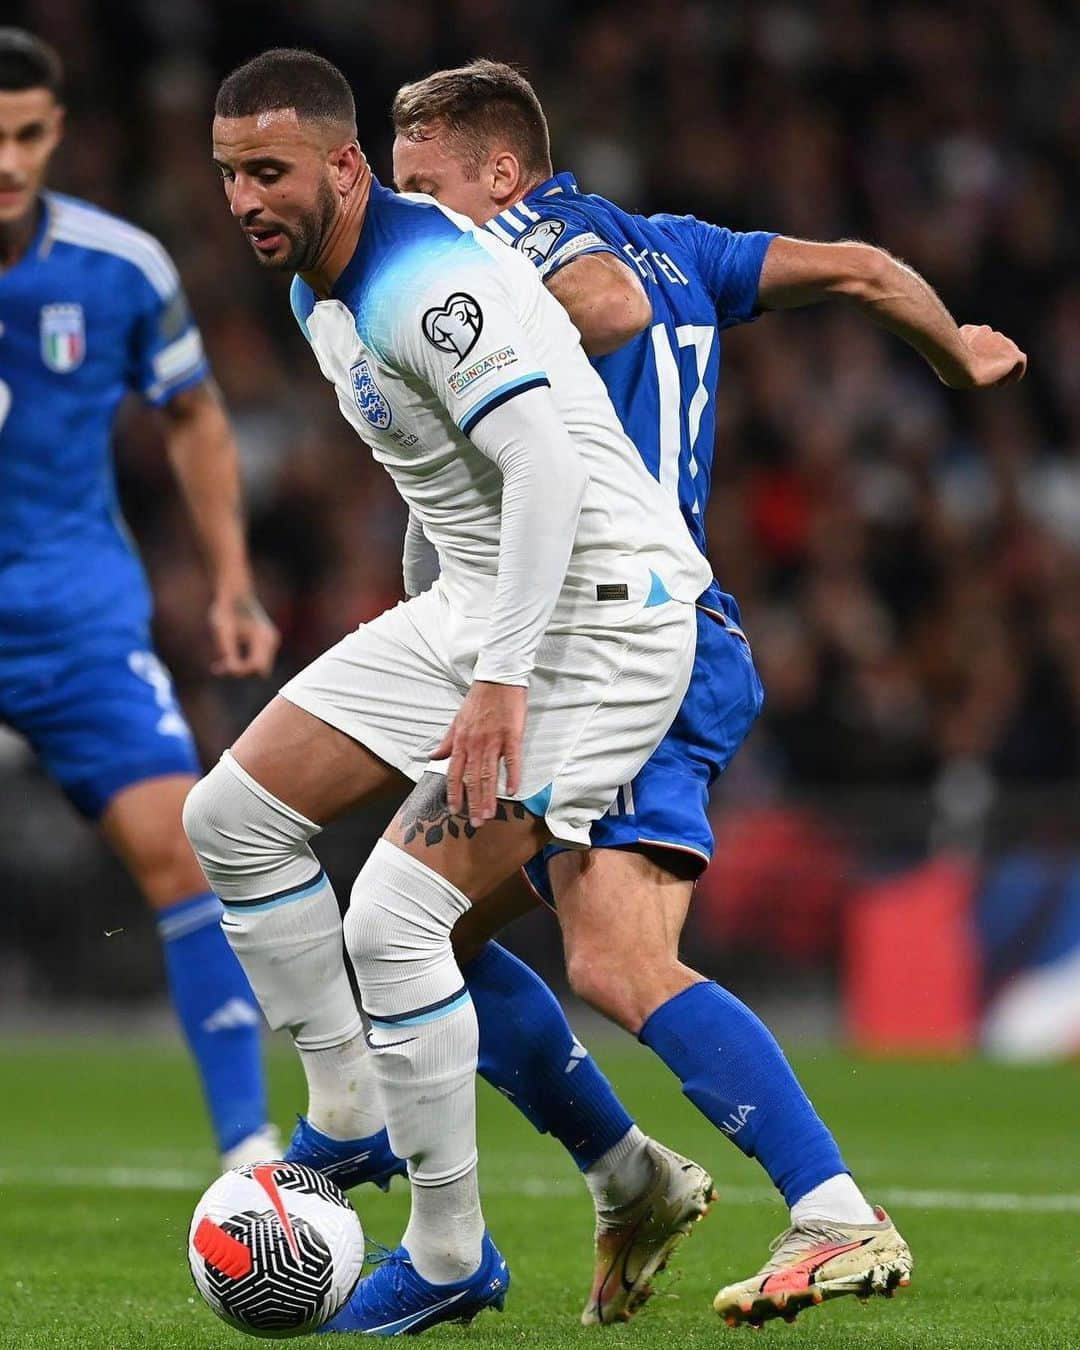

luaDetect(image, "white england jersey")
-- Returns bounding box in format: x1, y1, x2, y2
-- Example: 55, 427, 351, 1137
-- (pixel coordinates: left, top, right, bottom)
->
290, 182, 711, 634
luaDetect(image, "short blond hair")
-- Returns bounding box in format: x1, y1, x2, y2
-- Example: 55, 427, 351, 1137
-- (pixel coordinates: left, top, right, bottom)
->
392, 59, 552, 180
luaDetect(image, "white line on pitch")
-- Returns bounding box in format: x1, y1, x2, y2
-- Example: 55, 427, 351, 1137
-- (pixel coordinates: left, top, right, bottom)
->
516, 1181, 1080, 1213
0, 1166, 1078, 1214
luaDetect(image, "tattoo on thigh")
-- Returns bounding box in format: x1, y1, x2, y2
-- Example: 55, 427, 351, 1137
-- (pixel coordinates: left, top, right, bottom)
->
396, 772, 527, 847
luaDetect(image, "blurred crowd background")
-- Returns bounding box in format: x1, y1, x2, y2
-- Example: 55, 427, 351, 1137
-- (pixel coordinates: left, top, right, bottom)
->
4, 0, 1079, 1055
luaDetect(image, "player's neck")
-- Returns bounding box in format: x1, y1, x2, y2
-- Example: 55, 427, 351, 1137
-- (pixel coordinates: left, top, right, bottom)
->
300, 157, 373, 298
0, 197, 42, 270
519, 173, 547, 200
496, 175, 546, 218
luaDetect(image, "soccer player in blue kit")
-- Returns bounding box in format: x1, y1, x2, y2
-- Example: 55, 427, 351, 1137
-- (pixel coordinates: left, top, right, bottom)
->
0, 30, 281, 1167
381, 60, 1027, 1329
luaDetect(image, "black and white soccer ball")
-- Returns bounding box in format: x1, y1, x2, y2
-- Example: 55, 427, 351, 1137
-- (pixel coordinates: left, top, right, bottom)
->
188, 1161, 364, 1338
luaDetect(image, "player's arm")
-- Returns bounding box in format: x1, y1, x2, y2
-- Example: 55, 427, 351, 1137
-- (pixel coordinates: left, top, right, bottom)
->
158, 379, 279, 676
396, 261, 588, 824
430, 387, 589, 825
757, 237, 1026, 389
130, 240, 279, 677
545, 254, 652, 357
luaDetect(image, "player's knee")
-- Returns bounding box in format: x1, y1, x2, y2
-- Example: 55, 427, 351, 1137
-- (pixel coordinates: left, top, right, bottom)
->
181, 772, 218, 864
567, 938, 686, 1033
345, 841, 469, 988
342, 870, 383, 972
344, 848, 433, 973
565, 945, 637, 1029
181, 754, 318, 904
181, 763, 240, 877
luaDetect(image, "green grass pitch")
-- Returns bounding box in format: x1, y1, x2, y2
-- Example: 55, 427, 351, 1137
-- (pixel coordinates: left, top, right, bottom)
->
0, 1036, 1077, 1348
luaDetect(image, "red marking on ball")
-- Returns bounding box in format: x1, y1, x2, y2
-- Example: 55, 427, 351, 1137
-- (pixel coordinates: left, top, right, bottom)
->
194, 1216, 253, 1279
252, 1163, 302, 1260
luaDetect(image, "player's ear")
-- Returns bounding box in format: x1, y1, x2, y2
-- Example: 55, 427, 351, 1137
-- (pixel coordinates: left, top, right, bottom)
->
331, 141, 366, 197
489, 150, 522, 207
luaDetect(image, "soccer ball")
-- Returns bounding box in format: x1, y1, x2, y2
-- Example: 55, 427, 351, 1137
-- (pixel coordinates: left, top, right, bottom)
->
188, 1161, 364, 1337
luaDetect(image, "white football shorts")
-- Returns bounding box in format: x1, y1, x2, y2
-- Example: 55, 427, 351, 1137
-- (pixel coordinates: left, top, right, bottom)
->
279, 582, 696, 848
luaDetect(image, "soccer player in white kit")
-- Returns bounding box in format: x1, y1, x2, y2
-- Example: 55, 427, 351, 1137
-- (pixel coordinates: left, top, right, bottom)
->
186, 48, 711, 1334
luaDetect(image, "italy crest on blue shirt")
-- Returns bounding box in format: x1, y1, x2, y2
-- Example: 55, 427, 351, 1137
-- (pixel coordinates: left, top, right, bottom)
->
351, 357, 391, 430
40, 303, 86, 373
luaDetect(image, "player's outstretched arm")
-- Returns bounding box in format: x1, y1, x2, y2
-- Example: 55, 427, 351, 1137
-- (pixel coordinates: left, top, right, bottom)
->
757, 238, 1027, 389
158, 379, 280, 677
546, 254, 652, 357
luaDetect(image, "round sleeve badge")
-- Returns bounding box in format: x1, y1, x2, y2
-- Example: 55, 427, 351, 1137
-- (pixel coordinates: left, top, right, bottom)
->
421, 293, 483, 363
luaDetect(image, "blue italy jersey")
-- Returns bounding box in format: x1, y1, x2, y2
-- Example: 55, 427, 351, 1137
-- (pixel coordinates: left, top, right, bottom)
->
485, 172, 775, 614
0, 192, 209, 652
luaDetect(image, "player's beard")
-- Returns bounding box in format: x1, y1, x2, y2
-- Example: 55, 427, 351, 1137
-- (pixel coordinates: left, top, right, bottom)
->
272, 179, 338, 273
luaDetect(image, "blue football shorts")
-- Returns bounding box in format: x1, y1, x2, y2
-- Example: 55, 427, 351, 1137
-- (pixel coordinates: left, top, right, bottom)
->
0, 626, 201, 818
523, 602, 765, 906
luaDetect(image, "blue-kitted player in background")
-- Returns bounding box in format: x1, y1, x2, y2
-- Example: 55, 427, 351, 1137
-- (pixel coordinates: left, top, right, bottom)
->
0, 29, 280, 1167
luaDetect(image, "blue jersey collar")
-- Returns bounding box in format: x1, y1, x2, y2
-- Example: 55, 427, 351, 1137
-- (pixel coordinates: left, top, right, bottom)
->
530, 171, 580, 200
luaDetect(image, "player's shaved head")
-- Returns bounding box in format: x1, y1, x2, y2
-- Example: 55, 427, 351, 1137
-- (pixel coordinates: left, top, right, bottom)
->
215, 48, 357, 141
393, 59, 551, 182
212, 50, 369, 284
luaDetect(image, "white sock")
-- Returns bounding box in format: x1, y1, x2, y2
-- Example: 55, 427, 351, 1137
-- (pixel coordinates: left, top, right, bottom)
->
584, 1126, 652, 1214
345, 840, 483, 1283
299, 1033, 386, 1141
791, 1173, 878, 1227
404, 1167, 484, 1285
183, 753, 363, 1052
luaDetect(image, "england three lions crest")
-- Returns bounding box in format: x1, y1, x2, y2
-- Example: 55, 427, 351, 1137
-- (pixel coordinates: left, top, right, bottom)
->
40, 303, 85, 373
351, 358, 392, 430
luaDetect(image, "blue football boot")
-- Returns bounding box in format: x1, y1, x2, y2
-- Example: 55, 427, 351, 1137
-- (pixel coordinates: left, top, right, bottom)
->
284, 1116, 406, 1192
321, 1232, 510, 1335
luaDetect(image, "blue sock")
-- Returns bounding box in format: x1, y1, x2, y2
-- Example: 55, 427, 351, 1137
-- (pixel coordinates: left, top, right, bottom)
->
639, 981, 847, 1207
465, 942, 633, 1170
157, 892, 268, 1154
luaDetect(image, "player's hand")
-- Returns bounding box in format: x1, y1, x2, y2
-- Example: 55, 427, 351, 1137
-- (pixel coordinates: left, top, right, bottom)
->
431, 681, 527, 828
209, 590, 280, 677
943, 325, 1027, 389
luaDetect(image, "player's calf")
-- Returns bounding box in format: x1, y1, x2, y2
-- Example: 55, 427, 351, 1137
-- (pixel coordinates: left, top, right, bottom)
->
552, 846, 700, 1035
182, 754, 363, 1044
156, 889, 276, 1164
344, 838, 484, 1286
